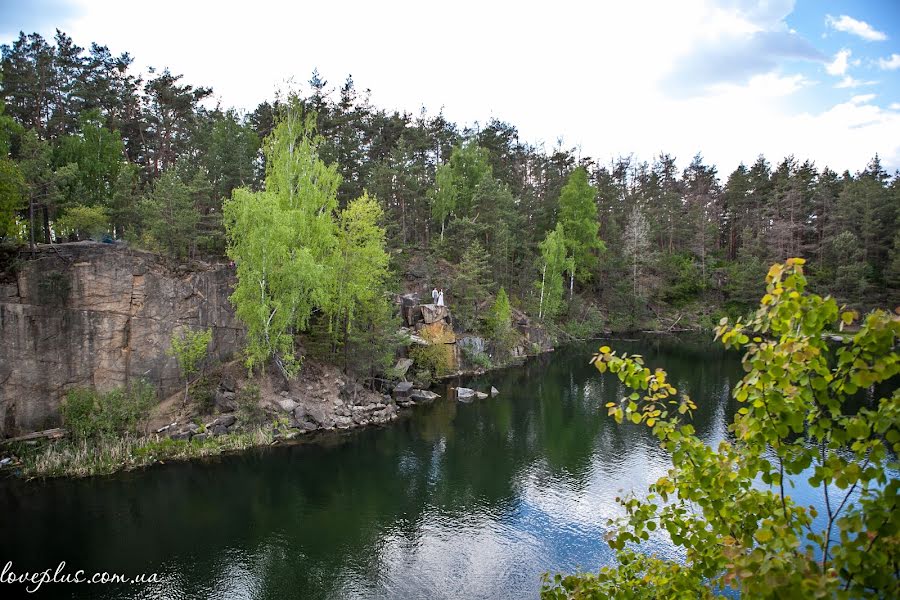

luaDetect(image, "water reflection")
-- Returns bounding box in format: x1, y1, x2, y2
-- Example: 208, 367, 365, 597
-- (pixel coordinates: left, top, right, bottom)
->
1, 335, 752, 599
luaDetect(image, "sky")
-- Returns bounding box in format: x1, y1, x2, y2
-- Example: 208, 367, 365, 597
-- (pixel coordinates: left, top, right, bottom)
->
2, 0, 900, 175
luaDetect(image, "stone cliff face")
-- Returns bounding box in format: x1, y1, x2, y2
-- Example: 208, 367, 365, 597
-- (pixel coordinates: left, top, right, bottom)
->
0, 242, 243, 437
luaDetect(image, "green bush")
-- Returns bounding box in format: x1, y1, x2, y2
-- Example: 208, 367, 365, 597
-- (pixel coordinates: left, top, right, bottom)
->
54, 204, 109, 241
60, 380, 156, 441
410, 343, 453, 378
236, 383, 264, 428
561, 299, 605, 340
461, 344, 492, 369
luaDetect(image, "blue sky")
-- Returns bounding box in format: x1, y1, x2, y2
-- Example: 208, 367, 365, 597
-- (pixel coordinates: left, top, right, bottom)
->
2, 0, 900, 174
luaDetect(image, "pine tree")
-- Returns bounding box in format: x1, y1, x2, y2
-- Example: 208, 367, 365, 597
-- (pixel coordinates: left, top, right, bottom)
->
452, 240, 491, 330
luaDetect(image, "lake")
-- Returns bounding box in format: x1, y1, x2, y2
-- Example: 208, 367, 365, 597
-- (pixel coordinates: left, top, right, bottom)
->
0, 335, 840, 598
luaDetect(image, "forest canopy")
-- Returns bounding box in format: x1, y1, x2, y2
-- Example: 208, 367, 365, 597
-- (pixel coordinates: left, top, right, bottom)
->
1, 29, 897, 333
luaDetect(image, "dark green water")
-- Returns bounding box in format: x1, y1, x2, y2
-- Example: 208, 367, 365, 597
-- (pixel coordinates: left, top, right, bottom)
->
1, 336, 747, 599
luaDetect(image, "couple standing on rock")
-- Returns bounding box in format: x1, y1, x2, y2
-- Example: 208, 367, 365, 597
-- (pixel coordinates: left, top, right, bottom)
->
431, 287, 445, 307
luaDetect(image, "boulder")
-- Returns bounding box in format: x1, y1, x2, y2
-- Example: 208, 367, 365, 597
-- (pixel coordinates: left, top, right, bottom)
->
215, 389, 237, 412
393, 381, 413, 400
410, 389, 440, 403
408, 334, 430, 346
490, 386, 499, 397
456, 387, 476, 400
210, 424, 228, 436
192, 433, 208, 443
400, 293, 422, 326
212, 414, 237, 428
170, 430, 192, 441
458, 336, 486, 354
393, 358, 414, 379
476, 392, 488, 400
421, 304, 450, 325
276, 398, 299, 413
306, 403, 335, 428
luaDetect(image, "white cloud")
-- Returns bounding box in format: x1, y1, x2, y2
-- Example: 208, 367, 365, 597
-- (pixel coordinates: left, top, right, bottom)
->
878, 53, 900, 70
825, 14, 888, 42
10, 0, 896, 173
849, 94, 877, 105
836, 76, 878, 89
890, 103, 900, 111
826, 49, 851, 76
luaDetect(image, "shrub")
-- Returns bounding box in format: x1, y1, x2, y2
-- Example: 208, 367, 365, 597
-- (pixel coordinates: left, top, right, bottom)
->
60, 380, 156, 441
461, 344, 492, 369
54, 204, 109, 241
236, 383, 264, 428
410, 343, 453, 378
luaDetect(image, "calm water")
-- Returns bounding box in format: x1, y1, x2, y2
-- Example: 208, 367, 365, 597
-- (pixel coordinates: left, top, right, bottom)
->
0, 335, 842, 599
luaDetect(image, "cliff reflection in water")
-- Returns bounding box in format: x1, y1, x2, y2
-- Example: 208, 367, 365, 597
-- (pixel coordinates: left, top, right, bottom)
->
0, 335, 744, 599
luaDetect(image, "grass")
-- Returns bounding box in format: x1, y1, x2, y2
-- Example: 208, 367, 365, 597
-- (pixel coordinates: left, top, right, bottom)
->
6, 427, 274, 479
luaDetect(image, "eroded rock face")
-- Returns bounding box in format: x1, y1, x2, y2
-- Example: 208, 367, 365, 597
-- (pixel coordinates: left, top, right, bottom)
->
0, 242, 243, 437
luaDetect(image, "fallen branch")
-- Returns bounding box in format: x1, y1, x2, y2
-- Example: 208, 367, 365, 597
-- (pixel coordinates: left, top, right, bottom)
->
2, 428, 67, 445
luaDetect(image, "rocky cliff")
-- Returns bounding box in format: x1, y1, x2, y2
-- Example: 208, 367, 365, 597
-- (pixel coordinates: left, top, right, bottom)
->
0, 242, 243, 437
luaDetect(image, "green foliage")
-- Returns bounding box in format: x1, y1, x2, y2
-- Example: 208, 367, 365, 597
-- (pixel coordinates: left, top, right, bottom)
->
485, 287, 512, 340
224, 104, 339, 376
61, 381, 156, 442
52, 110, 124, 209
558, 167, 604, 283
141, 171, 200, 259
545, 259, 900, 598
430, 162, 457, 238
560, 298, 606, 340
658, 252, 703, 307
0, 157, 24, 241
485, 287, 516, 356
410, 338, 454, 378
461, 344, 492, 369
169, 327, 212, 380
453, 240, 492, 330
236, 383, 264, 428
537, 223, 573, 321
54, 203, 108, 240
324, 192, 395, 373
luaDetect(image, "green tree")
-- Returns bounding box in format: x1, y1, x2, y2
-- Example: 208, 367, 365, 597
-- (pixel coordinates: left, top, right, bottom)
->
430, 162, 456, 241
537, 223, 572, 321
168, 326, 212, 407
52, 110, 124, 209
54, 204, 108, 240
325, 192, 393, 372
485, 286, 514, 356
544, 258, 899, 598
452, 240, 491, 330
141, 170, 199, 259
558, 166, 603, 283
224, 103, 339, 378
0, 157, 24, 241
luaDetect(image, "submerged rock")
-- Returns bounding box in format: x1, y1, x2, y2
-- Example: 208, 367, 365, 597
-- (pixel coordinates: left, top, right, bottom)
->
475, 392, 488, 400
490, 386, 499, 397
